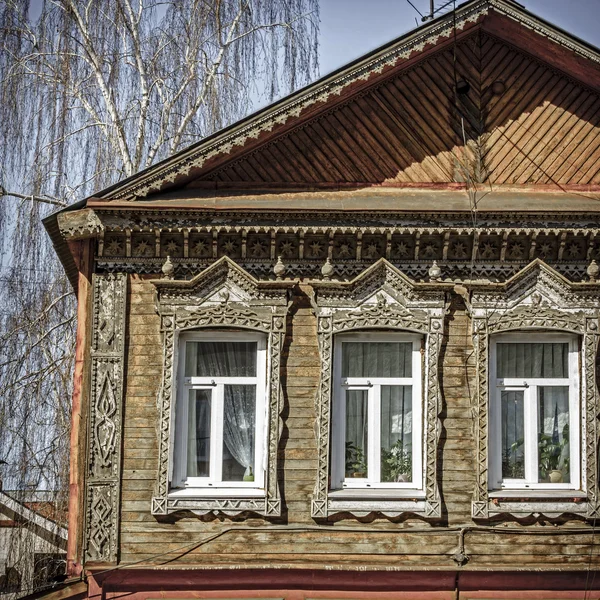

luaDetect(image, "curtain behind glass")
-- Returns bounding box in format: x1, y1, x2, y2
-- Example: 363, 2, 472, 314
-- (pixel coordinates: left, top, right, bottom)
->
538, 386, 570, 483
222, 384, 256, 481
380, 385, 412, 482
187, 389, 211, 477
501, 390, 525, 479
345, 390, 368, 477
185, 341, 257, 377
497, 343, 568, 378
342, 342, 412, 378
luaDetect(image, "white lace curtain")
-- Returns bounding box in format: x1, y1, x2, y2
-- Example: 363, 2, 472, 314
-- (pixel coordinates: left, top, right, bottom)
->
223, 385, 255, 477
186, 341, 257, 478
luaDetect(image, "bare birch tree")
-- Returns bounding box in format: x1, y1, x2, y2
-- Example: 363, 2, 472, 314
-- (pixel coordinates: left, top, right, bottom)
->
0, 0, 318, 586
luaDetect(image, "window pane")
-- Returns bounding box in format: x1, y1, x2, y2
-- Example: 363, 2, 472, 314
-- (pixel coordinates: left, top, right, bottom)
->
185, 341, 257, 377
345, 390, 368, 478
496, 343, 568, 378
187, 389, 211, 477
380, 386, 412, 482
501, 390, 525, 480
222, 385, 256, 482
538, 386, 570, 484
341, 342, 412, 378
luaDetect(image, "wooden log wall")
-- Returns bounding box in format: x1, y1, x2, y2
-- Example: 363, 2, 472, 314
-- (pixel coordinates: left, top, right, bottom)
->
117, 275, 600, 570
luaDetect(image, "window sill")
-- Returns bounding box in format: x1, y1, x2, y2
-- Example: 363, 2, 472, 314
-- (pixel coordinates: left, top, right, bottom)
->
473, 492, 591, 519
153, 489, 275, 517
489, 489, 587, 499
325, 488, 436, 518
169, 487, 265, 498
329, 488, 426, 499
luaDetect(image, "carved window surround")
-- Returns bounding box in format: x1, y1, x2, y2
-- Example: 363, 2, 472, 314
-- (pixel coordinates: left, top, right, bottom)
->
150, 257, 295, 517
310, 258, 451, 519
470, 259, 600, 520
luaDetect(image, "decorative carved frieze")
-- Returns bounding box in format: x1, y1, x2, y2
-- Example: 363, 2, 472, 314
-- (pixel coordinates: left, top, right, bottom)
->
310, 259, 450, 519
85, 273, 127, 563
470, 260, 600, 520
86, 210, 599, 285
150, 257, 294, 517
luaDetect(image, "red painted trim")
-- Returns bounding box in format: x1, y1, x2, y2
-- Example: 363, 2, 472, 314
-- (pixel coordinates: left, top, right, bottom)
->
90, 569, 458, 594
66, 240, 92, 578
86, 569, 600, 597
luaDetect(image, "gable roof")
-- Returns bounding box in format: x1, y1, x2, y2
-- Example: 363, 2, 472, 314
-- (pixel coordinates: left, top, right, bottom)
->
91, 0, 600, 202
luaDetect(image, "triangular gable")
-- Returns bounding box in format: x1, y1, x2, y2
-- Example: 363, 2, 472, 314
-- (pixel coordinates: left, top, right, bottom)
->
95, 0, 600, 202
150, 256, 295, 306
470, 258, 600, 312
311, 257, 452, 307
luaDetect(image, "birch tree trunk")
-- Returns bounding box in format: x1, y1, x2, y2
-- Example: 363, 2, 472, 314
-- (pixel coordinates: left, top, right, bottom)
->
0, 0, 318, 589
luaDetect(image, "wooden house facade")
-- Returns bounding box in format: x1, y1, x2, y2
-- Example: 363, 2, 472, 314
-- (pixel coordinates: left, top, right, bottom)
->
44, 0, 600, 598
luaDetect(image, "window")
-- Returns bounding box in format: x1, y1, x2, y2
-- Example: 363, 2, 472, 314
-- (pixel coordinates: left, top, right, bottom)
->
489, 333, 580, 491
331, 333, 423, 490
172, 331, 267, 495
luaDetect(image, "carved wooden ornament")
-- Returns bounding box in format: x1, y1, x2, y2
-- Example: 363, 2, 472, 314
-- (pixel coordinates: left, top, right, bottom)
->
85, 273, 127, 563
470, 259, 600, 519
310, 259, 450, 519
150, 257, 295, 517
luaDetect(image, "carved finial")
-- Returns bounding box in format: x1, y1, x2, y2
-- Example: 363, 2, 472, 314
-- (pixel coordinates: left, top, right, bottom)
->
161, 255, 175, 279
428, 260, 441, 281
273, 255, 286, 279
587, 260, 599, 282
321, 257, 334, 280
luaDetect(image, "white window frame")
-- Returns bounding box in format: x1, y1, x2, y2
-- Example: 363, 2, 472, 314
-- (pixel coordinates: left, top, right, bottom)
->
331, 332, 423, 491
489, 332, 580, 492
171, 330, 267, 496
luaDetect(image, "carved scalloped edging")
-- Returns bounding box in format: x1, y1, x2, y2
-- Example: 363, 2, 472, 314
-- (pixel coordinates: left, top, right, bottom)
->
310, 261, 446, 519
84, 273, 127, 563
489, 0, 600, 66
470, 261, 600, 520
151, 262, 292, 517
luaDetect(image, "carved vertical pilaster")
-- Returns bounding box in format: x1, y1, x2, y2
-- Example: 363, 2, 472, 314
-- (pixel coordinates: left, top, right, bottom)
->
265, 315, 286, 516
471, 318, 489, 519
585, 321, 600, 518
312, 315, 333, 518
84, 273, 127, 563
425, 317, 443, 518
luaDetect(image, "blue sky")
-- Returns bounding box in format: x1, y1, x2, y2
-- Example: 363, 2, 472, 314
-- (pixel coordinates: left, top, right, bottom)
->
319, 0, 600, 76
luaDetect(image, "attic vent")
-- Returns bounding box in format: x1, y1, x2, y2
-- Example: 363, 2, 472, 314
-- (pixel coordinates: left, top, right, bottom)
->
456, 79, 470, 95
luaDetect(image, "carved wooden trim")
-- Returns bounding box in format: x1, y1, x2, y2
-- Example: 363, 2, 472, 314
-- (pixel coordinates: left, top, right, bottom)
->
310, 259, 448, 519
150, 257, 293, 517
84, 273, 127, 563
470, 260, 600, 519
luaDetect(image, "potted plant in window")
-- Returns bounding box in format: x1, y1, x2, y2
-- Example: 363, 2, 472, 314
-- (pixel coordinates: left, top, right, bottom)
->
345, 442, 367, 478
381, 439, 412, 482
538, 428, 568, 483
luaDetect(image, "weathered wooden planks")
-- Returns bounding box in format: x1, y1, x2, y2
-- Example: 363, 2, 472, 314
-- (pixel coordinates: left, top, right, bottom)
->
116, 277, 598, 568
